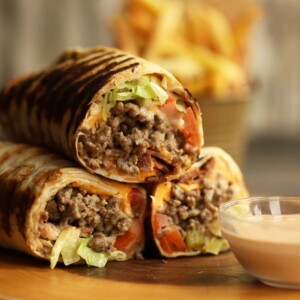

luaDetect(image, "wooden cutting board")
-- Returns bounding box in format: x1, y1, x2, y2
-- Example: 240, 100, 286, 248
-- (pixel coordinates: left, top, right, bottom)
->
0, 249, 299, 300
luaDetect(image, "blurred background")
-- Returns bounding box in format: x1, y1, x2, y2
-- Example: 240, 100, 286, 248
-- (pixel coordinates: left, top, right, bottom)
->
0, 0, 299, 195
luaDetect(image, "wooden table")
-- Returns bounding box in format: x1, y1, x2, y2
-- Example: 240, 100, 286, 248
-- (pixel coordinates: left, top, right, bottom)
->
1, 249, 299, 300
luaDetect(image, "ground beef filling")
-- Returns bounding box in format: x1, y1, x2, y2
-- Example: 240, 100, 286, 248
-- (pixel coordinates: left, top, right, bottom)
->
40, 186, 132, 253
78, 101, 187, 176
162, 171, 240, 239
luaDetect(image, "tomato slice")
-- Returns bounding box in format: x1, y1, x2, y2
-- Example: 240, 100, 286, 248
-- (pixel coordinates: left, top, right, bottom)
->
114, 219, 143, 255
153, 213, 186, 254
128, 188, 146, 217
114, 188, 146, 255
182, 107, 200, 148
159, 97, 200, 149
153, 213, 170, 234
159, 96, 181, 118
159, 229, 186, 253
158, 236, 173, 254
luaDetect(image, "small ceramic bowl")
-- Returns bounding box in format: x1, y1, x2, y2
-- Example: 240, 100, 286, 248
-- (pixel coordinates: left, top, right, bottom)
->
219, 196, 300, 289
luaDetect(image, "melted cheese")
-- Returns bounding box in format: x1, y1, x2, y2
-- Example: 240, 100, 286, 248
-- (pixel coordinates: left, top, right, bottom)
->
177, 183, 201, 192
153, 181, 172, 207
86, 111, 103, 128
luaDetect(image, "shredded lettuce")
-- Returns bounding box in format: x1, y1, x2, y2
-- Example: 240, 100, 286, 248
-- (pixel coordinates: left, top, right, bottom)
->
207, 219, 222, 237
108, 250, 127, 261
176, 100, 187, 113
49, 227, 127, 269
185, 227, 229, 255
61, 235, 81, 266
50, 226, 81, 269
204, 237, 229, 255
76, 238, 108, 268
148, 82, 169, 103
185, 229, 205, 250
102, 76, 169, 120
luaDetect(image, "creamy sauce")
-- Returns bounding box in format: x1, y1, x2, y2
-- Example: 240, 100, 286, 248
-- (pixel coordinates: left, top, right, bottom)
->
222, 214, 300, 287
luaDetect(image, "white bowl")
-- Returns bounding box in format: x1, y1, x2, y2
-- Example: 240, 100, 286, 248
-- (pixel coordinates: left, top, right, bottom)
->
219, 196, 300, 289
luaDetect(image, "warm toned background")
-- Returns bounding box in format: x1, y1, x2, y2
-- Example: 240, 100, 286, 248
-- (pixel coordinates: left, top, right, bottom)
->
0, 0, 299, 195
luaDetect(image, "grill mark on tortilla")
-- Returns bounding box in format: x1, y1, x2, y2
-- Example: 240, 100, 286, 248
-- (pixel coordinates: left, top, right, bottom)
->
44, 53, 127, 124
56, 55, 131, 115
48, 52, 114, 91
0, 75, 38, 113
0, 144, 30, 164
0, 171, 20, 236
13, 75, 42, 110
56, 48, 107, 63
27, 53, 109, 115
41, 52, 116, 119
0, 165, 36, 236
1, 81, 20, 110
0, 143, 64, 237
0, 152, 64, 237
0, 151, 13, 165
15, 169, 63, 238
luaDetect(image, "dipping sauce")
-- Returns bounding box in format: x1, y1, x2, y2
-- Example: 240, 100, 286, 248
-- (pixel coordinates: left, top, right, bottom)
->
222, 214, 300, 288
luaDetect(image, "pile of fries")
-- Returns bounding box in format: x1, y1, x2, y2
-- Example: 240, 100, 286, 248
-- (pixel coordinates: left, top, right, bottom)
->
112, 0, 262, 99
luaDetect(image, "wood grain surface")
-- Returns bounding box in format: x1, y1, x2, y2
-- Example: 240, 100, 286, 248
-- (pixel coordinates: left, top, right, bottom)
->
1, 249, 300, 300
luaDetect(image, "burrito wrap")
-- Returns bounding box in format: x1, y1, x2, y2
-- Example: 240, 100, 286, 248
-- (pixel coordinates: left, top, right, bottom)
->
149, 147, 249, 258
0, 141, 146, 266
0, 46, 203, 183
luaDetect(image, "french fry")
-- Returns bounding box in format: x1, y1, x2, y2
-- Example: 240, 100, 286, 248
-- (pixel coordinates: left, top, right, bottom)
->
185, 1, 236, 59
112, 0, 262, 97
125, 1, 156, 36
144, 0, 184, 59
232, 5, 263, 68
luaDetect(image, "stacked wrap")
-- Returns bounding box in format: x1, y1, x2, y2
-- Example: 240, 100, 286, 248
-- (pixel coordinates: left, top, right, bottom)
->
149, 147, 249, 257
0, 46, 203, 183
0, 141, 146, 268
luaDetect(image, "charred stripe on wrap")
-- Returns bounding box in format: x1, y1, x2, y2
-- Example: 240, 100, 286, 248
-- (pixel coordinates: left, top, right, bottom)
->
43, 52, 118, 120
0, 145, 65, 237
0, 52, 116, 145
0, 74, 39, 123
40, 52, 118, 120
0, 166, 35, 236
31, 52, 118, 120
14, 169, 62, 238
44, 54, 129, 123
54, 47, 107, 64
0, 144, 33, 235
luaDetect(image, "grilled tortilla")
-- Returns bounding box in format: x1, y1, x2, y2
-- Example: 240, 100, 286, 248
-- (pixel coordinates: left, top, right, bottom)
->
0, 141, 146, 268
148, 147, 248, 258
0, 46, 203, 183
